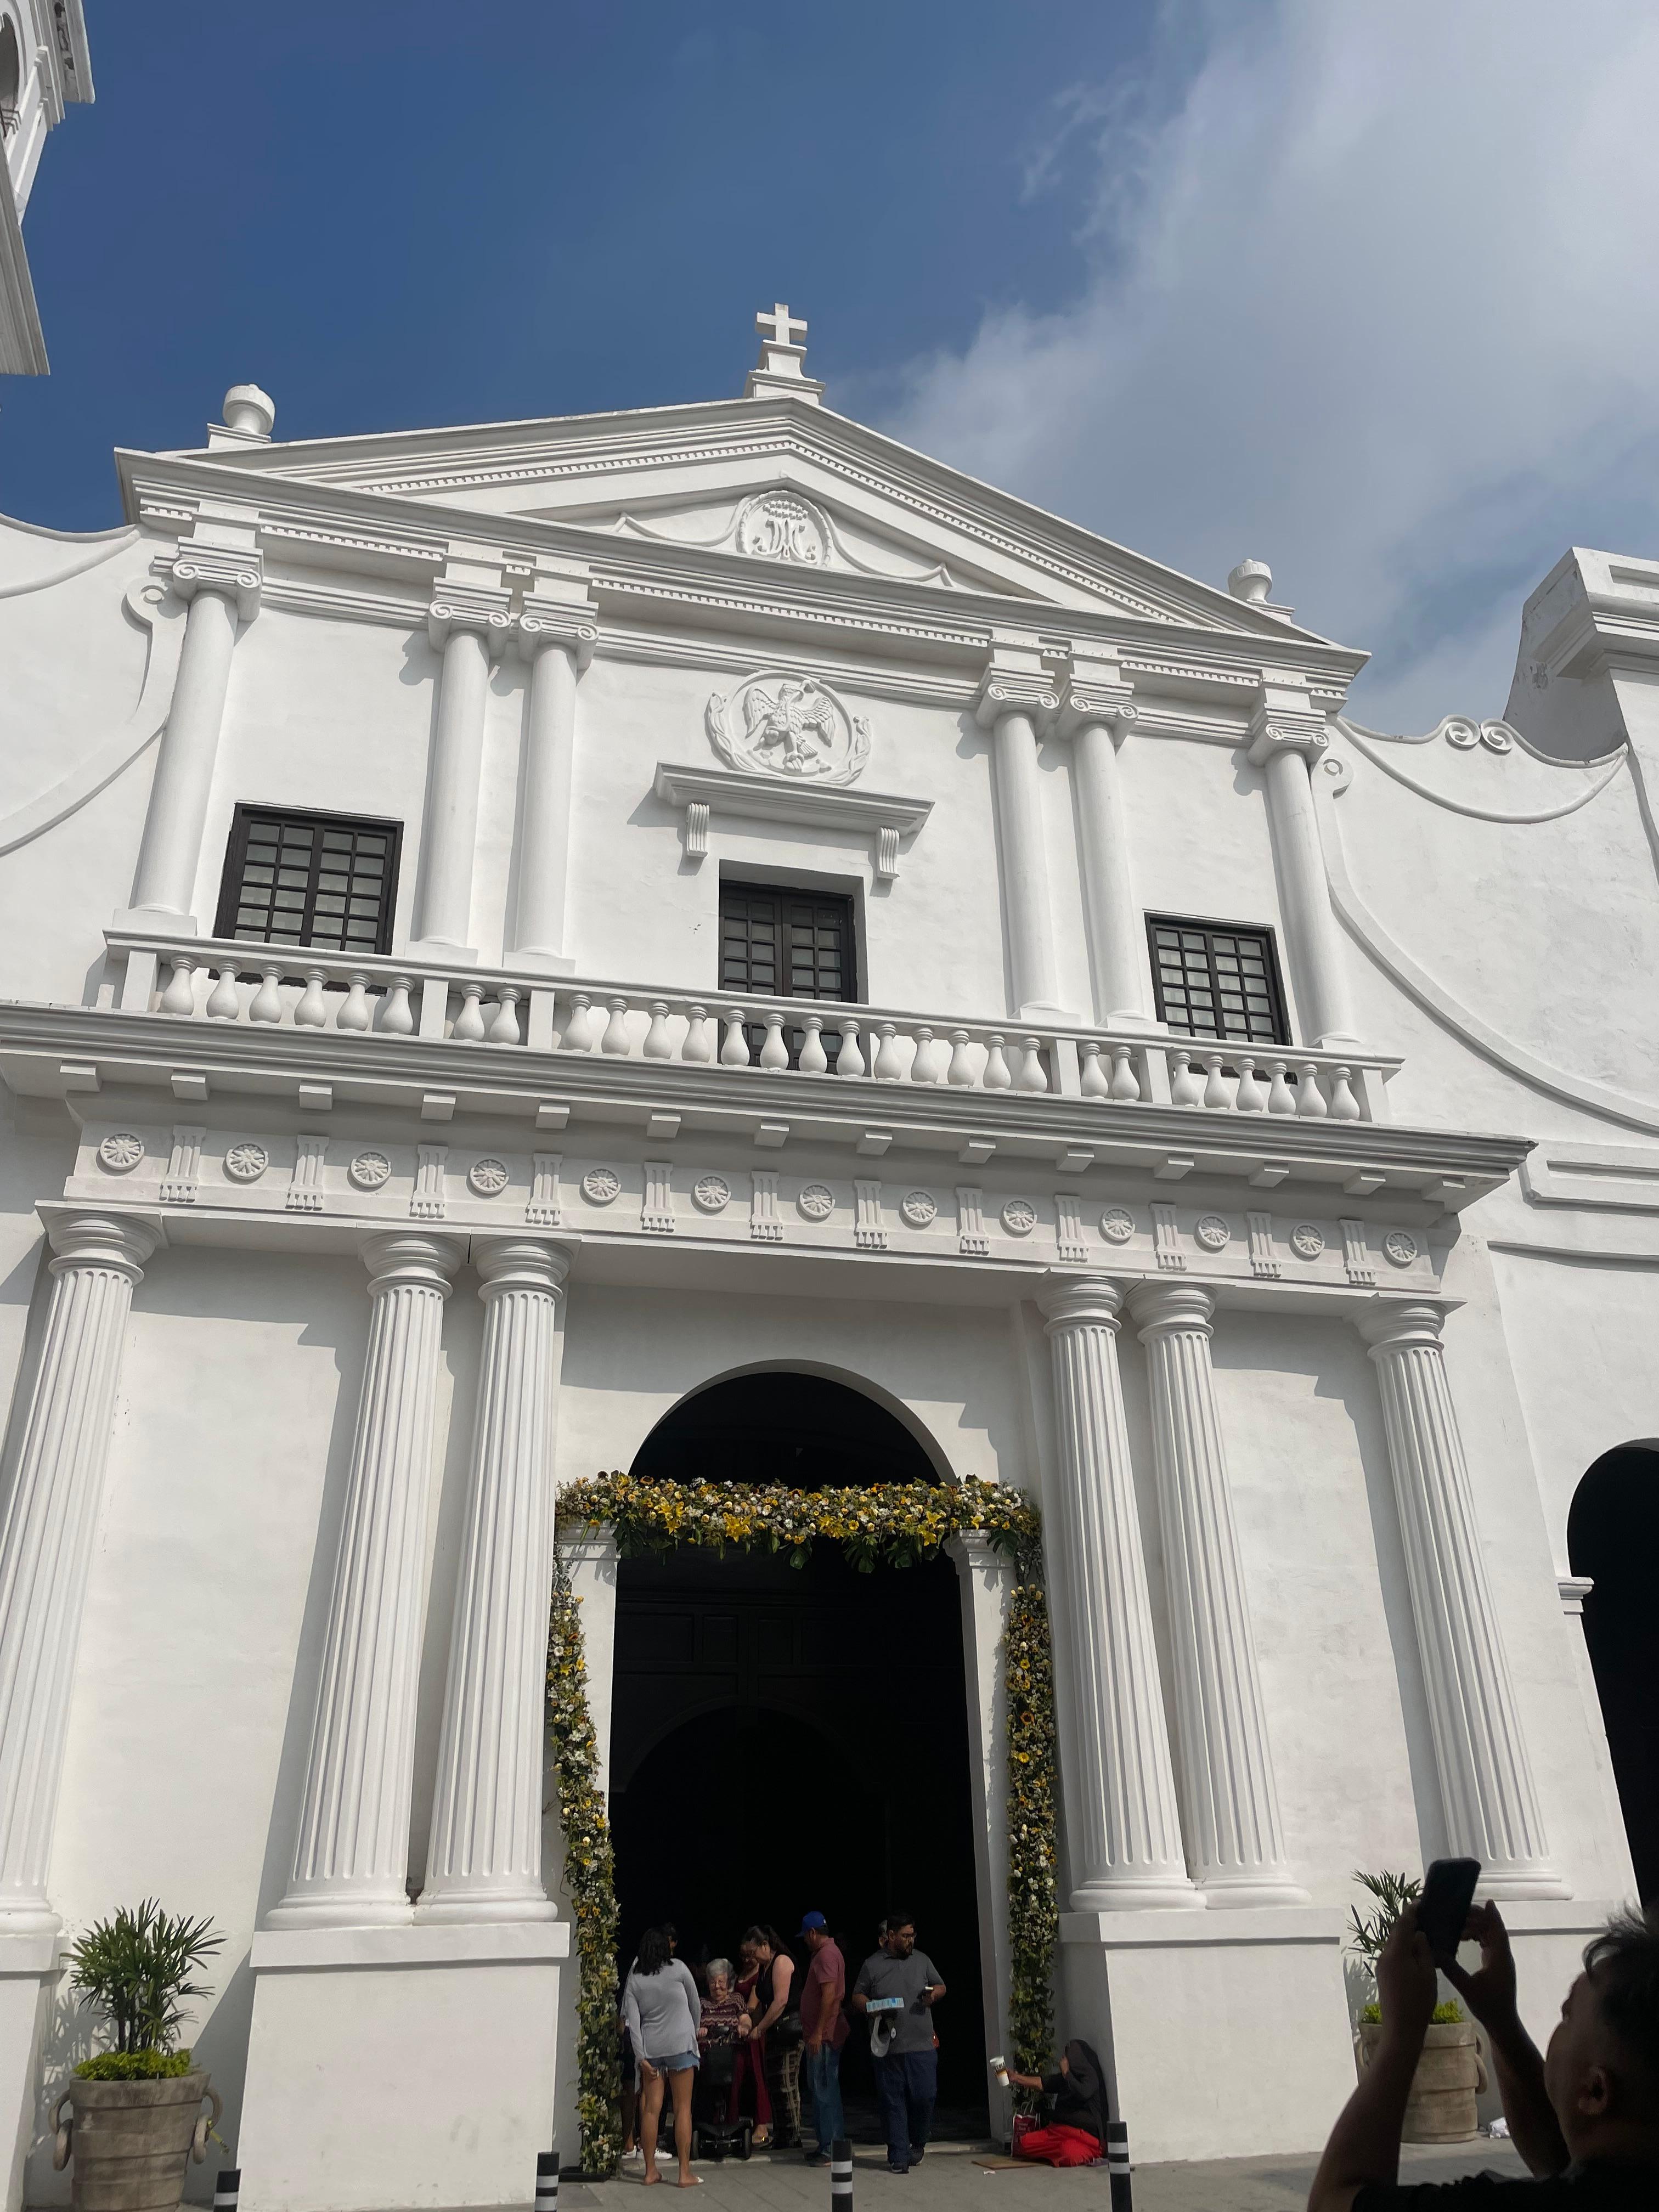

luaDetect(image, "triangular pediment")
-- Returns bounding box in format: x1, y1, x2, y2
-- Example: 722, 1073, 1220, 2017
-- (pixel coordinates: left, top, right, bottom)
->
151, 394, 1339, 644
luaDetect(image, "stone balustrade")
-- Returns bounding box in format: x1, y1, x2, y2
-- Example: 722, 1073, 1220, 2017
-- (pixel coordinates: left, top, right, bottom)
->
107, 930, 1398, 1122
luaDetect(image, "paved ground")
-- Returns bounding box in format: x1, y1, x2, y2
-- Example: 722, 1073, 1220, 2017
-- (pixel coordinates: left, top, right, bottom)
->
558, 2135, 1527, 2210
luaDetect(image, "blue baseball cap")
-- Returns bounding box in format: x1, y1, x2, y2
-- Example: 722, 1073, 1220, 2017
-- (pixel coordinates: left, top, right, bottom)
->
798, 1910, 828, 1935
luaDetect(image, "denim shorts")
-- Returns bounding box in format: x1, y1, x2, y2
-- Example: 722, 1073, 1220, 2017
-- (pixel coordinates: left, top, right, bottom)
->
651, 2050, 699, 2074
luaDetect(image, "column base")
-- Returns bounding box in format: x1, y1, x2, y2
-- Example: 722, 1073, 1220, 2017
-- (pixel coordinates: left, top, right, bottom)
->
1069, 1878, 1204, 1912
238, 1922, 569, 2212
404, 938, 479, 966
263, 1892, 415, 1932
1198, 1875, 1313, 1910
0, 1937, 57, 2212
414, 1888, 558, 1926
1060, 1908, 1355, 2163
504, 946, 577, 977
111, 906, 197, 934
1478, 1865, 1571, 1902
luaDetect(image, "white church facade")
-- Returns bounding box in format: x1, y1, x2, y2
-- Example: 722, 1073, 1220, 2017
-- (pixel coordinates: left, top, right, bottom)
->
0, 310, 1652, 2207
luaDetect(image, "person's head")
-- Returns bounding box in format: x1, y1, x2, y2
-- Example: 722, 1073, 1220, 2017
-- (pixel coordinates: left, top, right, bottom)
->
884, 1914, 916, 1957
1543, 1909, 1659, 2160
799, 1910, 830, 1954
742, 1923, 774, 1963
706, 1957, 733, 2002
636, 1925, 673, 1976
662, 1922, 678, 1955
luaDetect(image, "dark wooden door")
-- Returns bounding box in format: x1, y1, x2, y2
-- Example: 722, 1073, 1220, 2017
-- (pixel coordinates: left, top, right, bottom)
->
719, 881, 855, 1066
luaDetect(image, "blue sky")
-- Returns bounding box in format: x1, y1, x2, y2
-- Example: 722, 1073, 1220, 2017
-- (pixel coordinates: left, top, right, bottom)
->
8, 2, 1659, 730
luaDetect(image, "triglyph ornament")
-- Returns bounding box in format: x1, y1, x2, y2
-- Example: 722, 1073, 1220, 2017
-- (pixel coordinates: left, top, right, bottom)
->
1194, 1214, 1231, 1252
224, 1142, 269, 1184
1383, 1229, 1419, 1268
706, 669, 871, 784
1290, 1222, 1325, 1260
98, 1132, 145, 1174
468, 1158, 510, 1198
797, 1183, 835, 1222
349, 1150, 392, 1192
582, 1167, 622, 1206
692, 1175, 731, 1214
900, 1190, 937, 1228
1101, 1206, 1135, 1245
1001, 1199, 1037, 1237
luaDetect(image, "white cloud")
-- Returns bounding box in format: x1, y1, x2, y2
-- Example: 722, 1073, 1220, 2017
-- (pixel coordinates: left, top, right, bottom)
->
881, 0, 1659, 731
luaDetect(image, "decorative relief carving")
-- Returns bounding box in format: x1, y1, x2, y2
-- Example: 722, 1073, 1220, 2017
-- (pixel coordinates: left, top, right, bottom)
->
1340, 1218, 1377, 1286
1152, 1202, 1186, 1272
224, 1142, 269, 1184
1290, 1222, 1325, 1260
468, 1158, 511, 1198
289, 1134, 329, 1215
899, 1190, 937, 1228
1055, 1194, 1086, 1263
161, 1126, 205, 1207
797, 1183, 835, 1221
582, 1167, 622, 1206
692, 1174, 732, 1214
1194, 1213, 1231, 1252
957, 1187, 989, 1258
736, 491, 829, 566
1383, 1228, 1419, 1268
1001, 1198, 1037, 1238
854, 1180, 887, 1251
642, 1161, 675, 1235
1101, 1206, 1136, 1245
349, 1149, 392, 1192
98, 1132, 144, 1174
706, 670, 870, 784
1246, 1210, 1280, 1279
410, 1143, 447, 1221
751, 1171, 782, 1243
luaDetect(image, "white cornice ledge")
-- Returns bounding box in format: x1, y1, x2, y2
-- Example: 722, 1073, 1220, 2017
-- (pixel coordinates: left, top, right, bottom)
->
652, 762, 932, 879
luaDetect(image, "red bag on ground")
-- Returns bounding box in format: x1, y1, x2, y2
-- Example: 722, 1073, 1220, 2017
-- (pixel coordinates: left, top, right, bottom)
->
1014, 2123, 1101, 2168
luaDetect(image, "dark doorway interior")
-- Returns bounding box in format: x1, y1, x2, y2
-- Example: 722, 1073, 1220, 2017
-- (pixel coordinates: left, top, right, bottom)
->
611, 1374, 989, 2138
1570, 1443, 1659, 1902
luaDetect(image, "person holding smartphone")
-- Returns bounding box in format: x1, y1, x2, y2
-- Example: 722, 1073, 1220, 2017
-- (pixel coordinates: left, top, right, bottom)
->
1307, 1889, 1659, 2207
849, 1912, 947, 2174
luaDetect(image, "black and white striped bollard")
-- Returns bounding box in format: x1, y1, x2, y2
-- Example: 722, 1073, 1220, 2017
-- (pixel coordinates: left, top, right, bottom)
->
214, 2170, 240, 2212
537, 2148, 559, 2212
1107, 2120, 1131, 2212
830, 2137, 853, 2212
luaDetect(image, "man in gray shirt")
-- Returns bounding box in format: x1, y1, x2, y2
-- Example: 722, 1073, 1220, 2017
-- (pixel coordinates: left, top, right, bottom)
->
851, 1912, 946, 2174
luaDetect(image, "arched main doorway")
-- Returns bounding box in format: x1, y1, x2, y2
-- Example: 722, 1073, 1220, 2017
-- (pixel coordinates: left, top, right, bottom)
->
609, 1370, 989, 2136
1569, 1443, 1659, 1901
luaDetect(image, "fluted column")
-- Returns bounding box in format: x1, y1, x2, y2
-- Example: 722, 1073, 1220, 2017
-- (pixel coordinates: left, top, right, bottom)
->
270, 1231, 464, 1929
1130, 1284, 1305, 1905
1247, 688, 1358, 1048
507, 596, 596, 971
0, 1214, 157, 1930
419, 1237, 572, 1923
1040, 1278, 1198, 1910
977, 650, 1066, 1019
126, 548, 262, 926
1058, 661, 1156, 1028
1359, 1302, 1564, 1896
411, 590, 511, 957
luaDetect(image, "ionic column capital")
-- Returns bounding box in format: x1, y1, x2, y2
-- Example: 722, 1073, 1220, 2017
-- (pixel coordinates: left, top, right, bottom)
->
427, 586, 514, 655
974, 669, 1059, 732
1040, 1274, 1128, 1333
166, 545, 262, 622
1055, 651, 1138, 741
1358, 1299, 1449, 1356
45, 1211, 159, 1282
359, 1229, 465, 1296
1127, 1280, 1215, 1337
516, 597, 599, 672
1246, 681, 1329, 768
472, 1235, 574, 1300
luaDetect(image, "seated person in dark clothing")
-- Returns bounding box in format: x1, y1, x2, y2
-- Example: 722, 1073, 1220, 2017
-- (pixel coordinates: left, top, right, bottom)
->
1308, 1900, 1659, 2208
1007, 2039, 1107, 2165
697, 1957, 753, 2050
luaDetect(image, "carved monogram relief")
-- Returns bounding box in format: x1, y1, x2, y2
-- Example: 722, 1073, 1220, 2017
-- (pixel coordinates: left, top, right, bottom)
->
736, 492, 829, 566
706, 669, 871, 784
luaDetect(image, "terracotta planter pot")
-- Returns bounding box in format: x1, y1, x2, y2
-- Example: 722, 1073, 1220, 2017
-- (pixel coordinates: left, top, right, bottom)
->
49, 2071, 222, 2212
1358, 2019, 1487, 2143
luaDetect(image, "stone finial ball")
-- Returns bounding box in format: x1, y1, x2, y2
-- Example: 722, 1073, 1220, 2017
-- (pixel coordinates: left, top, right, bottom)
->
1227, 558, 1273, 605
222, 383, 276, 437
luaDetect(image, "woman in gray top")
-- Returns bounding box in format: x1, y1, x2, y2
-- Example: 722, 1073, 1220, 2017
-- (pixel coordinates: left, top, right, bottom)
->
622, 1926, 703, 2187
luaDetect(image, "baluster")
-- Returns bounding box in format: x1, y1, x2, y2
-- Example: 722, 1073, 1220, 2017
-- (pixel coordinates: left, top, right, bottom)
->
910, 1026, 940, 1084
799, 1015, 828, 1074
379, 978, 415, 1036
1233, 1056, 1266, 1113
874, 1022, 905, 1081
1016, 1037, 1048, 1093
561, 991, 596, 1052
337, 974, 373, 1032
488, 987, 522, 1045
720, 1010, 752, 1067
249, 966, 284, 1024
1079, 1041, 1108, 1099
453, 984, 487, 1042
1265, 1058, 1296, 1114
1110, 1045, 1143, 1103
834, 1019, 865, 1077
1296, 1060, 1329, 1118
681, 1003, 713, 1063
159, 956, 197, 1017
759, 1012, 789, 1070
1201, 1051, 1230, 1109
643, 1002, 673, 1059
946, 1030, 975, 1086
1170, 1048, 1204, 1107
983, 1034, 1012, 1090
601, 996, 632, 1054
205, 965, 241, 1022
1328, 1065, 1362, 1121
294, 968, 330, 1029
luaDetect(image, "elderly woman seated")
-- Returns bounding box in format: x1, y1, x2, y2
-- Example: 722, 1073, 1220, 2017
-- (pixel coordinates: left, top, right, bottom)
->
697, 1959, 753, 2050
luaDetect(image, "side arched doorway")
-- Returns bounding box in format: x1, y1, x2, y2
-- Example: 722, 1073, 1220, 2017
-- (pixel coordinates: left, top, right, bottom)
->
608, 1370, 990, 2136
1569, 1443, 1659, 1901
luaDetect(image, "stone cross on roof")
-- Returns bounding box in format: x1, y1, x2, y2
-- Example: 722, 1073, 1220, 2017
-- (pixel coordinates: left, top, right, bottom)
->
746, 301, 823, 405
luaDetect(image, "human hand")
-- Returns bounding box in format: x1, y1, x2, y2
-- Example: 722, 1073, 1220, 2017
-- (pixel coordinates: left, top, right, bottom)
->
919, 1984, 936, 2007
639, 2058, 659, 2084
1442, 1902, 1518, 2033
738, 2015, 752, 2039
1375, 1905, 1437, 2044
806, 2034, 823, 2056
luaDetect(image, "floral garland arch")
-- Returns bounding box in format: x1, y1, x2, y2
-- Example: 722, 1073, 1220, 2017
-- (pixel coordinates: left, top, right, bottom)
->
545, 1474, 1058, 2176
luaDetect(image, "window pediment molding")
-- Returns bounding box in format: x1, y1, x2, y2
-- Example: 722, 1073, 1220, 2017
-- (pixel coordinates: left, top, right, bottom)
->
652, 761, 932, 879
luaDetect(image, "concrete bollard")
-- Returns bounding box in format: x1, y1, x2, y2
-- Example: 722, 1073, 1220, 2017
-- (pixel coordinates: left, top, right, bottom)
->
214, 2170, 240, 2212
537, 2148, 559, 2212
1107, 2120, 1131, 2212
831, 2137, 853, 2212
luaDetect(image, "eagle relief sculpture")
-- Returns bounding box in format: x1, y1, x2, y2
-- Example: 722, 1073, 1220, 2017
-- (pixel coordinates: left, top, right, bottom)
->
706, 669, 872, 784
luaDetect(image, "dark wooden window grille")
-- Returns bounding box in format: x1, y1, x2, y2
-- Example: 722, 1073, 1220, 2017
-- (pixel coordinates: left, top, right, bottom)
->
214, 805, 402, 958
718, 881, 856, 1065
1146, 915, 1289, 1047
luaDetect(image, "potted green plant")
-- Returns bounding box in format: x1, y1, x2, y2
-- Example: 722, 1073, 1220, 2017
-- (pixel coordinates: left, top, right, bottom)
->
1349, 1870, 1485, 2143
49, 1901, 224, 2212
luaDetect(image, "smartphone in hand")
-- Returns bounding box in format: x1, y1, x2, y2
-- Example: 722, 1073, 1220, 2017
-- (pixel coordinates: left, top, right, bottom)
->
1418, 1857, 1481, 1962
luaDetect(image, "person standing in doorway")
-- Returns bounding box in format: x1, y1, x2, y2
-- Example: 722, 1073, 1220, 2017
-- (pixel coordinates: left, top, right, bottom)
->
850, 1912, 946, 2174
797, 1911, 848, 2166
746, 1925, 801, 2148
622, 1926, 703, 2188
